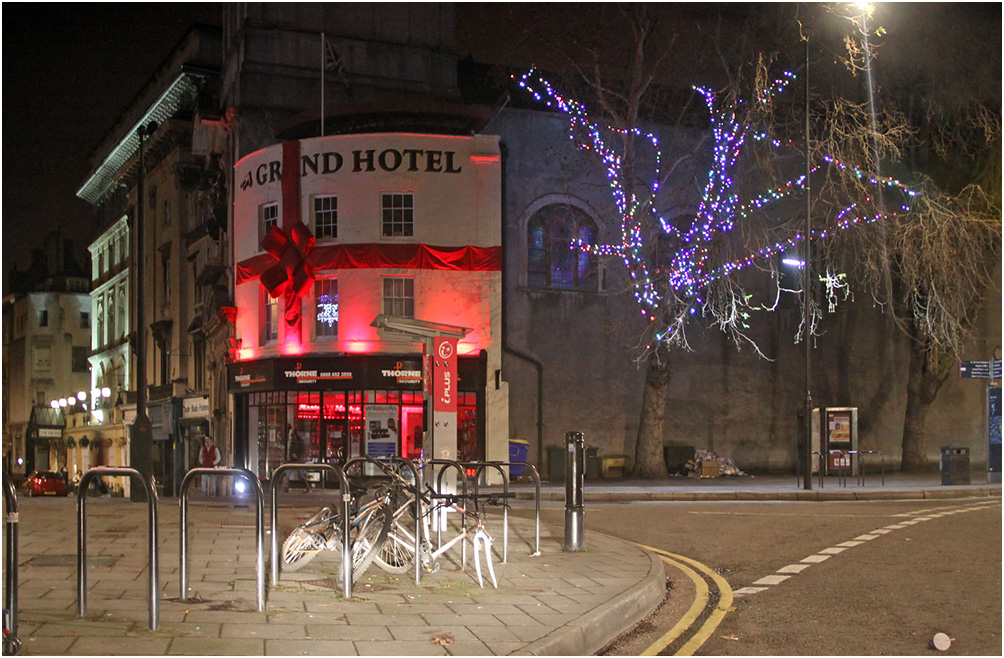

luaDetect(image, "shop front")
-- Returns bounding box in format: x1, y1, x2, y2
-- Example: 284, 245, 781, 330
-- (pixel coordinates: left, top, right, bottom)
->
228, 353, 486, 482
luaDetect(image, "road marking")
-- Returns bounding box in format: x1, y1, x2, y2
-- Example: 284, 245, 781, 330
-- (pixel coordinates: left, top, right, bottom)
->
639, 556, 708, 656
733, 586, 768, 596
733, 499, 1001, 599
632, 544, 734, 656
777, 563, 811, 574
801, 554, 831, 563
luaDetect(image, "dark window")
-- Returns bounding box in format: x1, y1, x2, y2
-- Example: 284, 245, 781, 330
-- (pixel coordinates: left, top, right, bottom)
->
38, 309, 49, 327
525, 204, 597, 291
314, 196, 337, 238
80, 312, 90, 329
381, 194, 414, 237
72, 346, 88, 372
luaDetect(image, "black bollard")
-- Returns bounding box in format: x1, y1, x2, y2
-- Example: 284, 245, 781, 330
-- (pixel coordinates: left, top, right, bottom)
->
564, 431, 585, 551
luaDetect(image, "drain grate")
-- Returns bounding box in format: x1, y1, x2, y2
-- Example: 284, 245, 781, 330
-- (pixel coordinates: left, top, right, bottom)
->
26, 554, 120, 567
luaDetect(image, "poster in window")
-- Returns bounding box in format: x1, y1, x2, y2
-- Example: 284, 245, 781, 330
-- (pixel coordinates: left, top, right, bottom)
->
365, 404, 398, 458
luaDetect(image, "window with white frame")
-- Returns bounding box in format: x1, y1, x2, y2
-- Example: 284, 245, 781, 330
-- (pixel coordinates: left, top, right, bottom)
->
313, 195, 337, 238
259, 202, 279, 243
381, 193, 414, 237
382, 277, 414, 318
262, 292, 279, 344
314, 278, 338, 338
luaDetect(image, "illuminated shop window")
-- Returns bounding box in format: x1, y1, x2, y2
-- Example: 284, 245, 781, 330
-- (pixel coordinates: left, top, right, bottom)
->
382, 277, 414, 318
315, 278, 338, 338
381, 193, 413, 237
262, 292, 279, 345
313, 195, 337, 238
526, 204, 597, 291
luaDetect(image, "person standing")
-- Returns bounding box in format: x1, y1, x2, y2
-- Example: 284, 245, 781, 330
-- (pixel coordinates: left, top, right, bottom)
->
200, 435, 221, 496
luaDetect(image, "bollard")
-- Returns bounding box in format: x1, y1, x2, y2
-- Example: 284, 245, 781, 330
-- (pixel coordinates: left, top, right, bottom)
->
564, 431, 585, 551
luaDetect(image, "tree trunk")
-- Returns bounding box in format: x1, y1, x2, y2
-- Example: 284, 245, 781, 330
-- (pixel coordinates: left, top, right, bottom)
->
901, 335, 953, 471
633, 347, 671, 478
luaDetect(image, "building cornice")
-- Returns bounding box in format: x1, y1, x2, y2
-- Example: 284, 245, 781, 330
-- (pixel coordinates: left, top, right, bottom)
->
76, 67, 214, 206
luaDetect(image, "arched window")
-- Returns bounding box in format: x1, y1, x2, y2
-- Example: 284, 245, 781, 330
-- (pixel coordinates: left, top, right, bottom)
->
526, 204, 597, 291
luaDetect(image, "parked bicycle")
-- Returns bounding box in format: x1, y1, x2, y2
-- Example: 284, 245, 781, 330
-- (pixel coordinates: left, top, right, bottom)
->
280, 459, 501, 587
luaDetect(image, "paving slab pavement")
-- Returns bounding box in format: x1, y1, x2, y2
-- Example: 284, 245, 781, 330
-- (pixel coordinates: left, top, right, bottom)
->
8, 496, 663, 656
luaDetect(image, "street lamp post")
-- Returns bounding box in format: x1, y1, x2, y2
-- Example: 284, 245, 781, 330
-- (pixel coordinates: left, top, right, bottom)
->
802, 34, 814, 491
131, 121, 157, 502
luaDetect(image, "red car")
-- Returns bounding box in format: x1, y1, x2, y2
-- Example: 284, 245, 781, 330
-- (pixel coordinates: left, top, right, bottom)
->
22, 470, 69, 497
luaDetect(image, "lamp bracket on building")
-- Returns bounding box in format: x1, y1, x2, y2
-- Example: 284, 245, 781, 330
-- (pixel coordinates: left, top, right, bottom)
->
370, 314, 470, 341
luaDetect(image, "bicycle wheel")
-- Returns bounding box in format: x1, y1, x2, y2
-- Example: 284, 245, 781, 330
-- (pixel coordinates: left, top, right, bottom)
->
375, 516, 417, 573
340, 502, 392, 583
281, 507, 335, 572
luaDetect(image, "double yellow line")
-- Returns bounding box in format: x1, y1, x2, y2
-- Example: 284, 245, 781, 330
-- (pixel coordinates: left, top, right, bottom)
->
632, 543, 734, 656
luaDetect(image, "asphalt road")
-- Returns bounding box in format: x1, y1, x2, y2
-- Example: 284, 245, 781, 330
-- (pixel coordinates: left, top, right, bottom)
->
513, 496, 1002, 656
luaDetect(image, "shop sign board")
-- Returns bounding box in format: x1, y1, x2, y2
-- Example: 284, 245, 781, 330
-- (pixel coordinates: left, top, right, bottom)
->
37, 427, 62, 438
432, 337, 458, 462
182, 396, 210, 419
227, 355, 425, 392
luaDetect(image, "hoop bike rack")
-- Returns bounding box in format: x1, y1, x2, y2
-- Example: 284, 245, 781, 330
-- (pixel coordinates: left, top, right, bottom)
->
178, 467, 265, 611
3, 474, 20, 653
77, 467, 159, 630
269, 463, 353, 596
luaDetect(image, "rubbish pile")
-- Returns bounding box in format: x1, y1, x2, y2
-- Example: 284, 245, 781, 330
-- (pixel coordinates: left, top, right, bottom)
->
684, 449, 747, 478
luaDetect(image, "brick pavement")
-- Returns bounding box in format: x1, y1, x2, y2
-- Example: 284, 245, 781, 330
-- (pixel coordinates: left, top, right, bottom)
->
9, 496, 662, 656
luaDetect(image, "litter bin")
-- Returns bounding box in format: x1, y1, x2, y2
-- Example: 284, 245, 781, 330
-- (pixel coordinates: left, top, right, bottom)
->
585, 446, 599, 480
508, 439, 529, 476
546, 445, 565, 482
941, 445, 971, 485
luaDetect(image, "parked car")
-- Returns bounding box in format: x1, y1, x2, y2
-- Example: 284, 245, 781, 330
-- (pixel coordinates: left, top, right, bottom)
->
22, 470, 69, 497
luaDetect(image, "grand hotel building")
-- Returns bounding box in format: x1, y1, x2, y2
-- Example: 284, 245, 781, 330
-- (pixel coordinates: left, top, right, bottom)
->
227, 133, 507, 478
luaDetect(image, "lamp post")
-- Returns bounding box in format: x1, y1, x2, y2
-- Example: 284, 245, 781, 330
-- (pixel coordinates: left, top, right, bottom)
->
802, 33, 814, 491
131, 120, 158, 501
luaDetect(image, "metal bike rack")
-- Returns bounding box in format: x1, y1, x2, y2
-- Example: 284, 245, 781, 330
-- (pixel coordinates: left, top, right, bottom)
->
426, 459, 469, 566
462, 461, 510, 563
494, 461, 541, 557
77, 467, 159, 630
857, 450, 886, 486
270, 463, 352, 597
179, 467, 264, 611
4, 473, 19, 649
389, 457, 423, 585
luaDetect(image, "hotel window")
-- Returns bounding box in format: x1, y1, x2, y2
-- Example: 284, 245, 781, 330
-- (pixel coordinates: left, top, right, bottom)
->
313, 195, 337, 238
314, 278, 338, 338
160, 247, 171, 309
260, 202, 279, 243
381, 193, 413, 237
382, 277, 414, 318
527, 204, 597, 291
262, 292, 279, 345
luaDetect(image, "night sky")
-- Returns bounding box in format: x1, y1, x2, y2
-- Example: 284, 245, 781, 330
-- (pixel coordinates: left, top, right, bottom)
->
2, 3, 221, 292
3, 3, 999, 294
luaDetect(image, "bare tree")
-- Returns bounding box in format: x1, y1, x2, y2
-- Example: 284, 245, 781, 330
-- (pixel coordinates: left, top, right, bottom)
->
813, 5, 1002, 470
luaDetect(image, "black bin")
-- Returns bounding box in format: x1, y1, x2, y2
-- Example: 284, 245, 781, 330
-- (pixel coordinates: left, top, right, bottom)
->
585, 447, 599, 480
941, 446, 971, 485
546, 445, 566, 482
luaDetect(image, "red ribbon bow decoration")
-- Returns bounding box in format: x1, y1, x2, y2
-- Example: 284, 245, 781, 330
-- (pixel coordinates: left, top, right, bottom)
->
260, 222, 316, 300
259, 222, 317, 329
